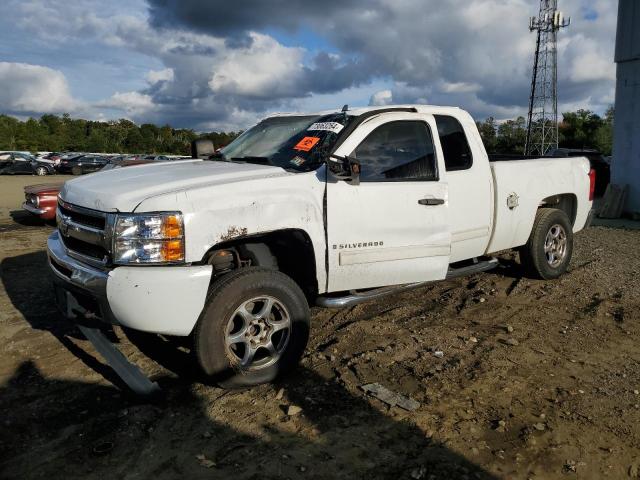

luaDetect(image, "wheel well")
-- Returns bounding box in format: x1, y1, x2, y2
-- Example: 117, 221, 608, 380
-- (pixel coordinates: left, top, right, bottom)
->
539, 194, 577, 226
202, 229, 318, 299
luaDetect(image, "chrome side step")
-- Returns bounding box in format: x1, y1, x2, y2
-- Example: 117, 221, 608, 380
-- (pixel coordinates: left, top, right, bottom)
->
316, 257, 499, 309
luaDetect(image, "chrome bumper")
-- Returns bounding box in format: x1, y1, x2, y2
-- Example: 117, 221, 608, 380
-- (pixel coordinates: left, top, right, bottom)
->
22, 201, 46, 215
47, 230, 114, 324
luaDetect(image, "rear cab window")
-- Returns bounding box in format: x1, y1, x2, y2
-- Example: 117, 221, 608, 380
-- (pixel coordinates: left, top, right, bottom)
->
434, 115, 473, 171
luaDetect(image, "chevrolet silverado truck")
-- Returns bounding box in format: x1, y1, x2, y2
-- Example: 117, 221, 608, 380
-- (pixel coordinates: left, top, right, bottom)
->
48, 105, 595, 389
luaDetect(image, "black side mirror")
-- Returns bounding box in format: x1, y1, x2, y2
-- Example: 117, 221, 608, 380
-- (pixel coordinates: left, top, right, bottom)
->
327, 154, 361, 185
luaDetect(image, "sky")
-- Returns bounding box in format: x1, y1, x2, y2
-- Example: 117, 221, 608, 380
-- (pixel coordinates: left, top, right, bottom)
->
0, 0, 618, 132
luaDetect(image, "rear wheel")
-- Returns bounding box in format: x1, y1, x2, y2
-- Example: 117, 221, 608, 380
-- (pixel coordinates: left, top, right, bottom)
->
194, 267, 310, 388
71, 166, 83, 175
519, 208, 573, 279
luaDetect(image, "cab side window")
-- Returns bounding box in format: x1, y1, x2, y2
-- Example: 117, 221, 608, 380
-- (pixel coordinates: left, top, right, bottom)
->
353, 121, 438, 182
434, 115, 473, 171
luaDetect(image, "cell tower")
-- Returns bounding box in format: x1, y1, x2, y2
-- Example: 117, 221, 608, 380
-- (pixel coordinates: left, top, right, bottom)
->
524, 0, 570, 155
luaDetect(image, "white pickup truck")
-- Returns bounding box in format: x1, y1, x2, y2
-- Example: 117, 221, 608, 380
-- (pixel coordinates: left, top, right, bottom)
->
48, 105, 595, 389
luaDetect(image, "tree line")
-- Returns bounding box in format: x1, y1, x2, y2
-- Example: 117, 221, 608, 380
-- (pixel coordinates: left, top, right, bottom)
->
476, 107, 614, 155
0, 108, 613, 156
0, 113, 240, 155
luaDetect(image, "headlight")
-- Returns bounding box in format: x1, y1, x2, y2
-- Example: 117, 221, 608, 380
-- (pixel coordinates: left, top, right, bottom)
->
113, 213, 185, 264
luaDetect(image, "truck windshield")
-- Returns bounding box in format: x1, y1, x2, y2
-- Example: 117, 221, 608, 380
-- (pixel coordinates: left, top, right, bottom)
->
218, 113, 352, 172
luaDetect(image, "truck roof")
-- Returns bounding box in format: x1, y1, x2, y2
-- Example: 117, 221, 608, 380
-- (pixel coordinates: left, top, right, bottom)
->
268, 104, 464, 119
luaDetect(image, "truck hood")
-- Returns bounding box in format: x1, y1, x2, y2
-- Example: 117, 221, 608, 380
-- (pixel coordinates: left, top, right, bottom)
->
59, 159, 289, 212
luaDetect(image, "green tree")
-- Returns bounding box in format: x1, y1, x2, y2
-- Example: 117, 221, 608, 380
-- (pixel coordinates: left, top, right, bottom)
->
476, 117, 497, 153
593, 107, 614, 155
0, 112, 237, 154
0, 115, 21, 150
496, 116, 527, 154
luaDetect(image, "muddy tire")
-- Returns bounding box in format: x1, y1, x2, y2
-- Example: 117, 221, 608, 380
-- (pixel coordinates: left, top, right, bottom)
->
519, 208, 573, 280
194, 267, 310, 388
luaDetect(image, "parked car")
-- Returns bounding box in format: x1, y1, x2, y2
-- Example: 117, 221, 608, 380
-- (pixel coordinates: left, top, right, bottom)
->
548, 148, 610, 197
48, 105, 594, 391
101, 157, 160, 171
142, 154, 171, 162
0, 152, 55, 175
23, 157, 158, 220
56, 154, 109, 175
22, 183, 63, 221
36, 152, 62, 166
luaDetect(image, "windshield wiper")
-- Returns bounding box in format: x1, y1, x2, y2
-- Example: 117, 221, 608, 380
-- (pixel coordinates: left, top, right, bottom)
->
230, 156, 272, 166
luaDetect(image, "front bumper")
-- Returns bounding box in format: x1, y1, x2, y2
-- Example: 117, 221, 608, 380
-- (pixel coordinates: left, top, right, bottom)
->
47, 231, 213, 336
22, 201, 46, 215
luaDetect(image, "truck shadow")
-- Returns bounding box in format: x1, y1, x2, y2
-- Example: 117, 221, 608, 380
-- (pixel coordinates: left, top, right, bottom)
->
0, 250, 129, 390
9, 209, 53, 227
1, 250, 498, 479
0, 360, 498, 480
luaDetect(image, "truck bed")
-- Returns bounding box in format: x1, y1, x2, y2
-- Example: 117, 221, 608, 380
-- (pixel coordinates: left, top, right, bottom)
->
486, 156, 591, 254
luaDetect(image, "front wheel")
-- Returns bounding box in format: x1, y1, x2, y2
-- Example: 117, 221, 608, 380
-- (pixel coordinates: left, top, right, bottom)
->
35, 166, 48, 176
194, 267, 310, 388
519, 208, 573, 280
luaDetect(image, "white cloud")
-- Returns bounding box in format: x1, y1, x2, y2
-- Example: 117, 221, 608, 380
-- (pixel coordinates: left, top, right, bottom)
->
97, 91, 154, 115
146, 68, 174, 84
0, 62, 77, 114
208, 33, 305, 98
440, 82, 482, 94
369, 90, 393, 106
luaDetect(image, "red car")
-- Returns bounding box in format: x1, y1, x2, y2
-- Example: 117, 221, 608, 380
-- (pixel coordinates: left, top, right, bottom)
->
22, 158, 161, 221
22, 183, 63, 221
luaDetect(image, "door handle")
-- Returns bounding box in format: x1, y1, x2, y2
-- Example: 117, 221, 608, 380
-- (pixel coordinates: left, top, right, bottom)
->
418, 198, 445, 206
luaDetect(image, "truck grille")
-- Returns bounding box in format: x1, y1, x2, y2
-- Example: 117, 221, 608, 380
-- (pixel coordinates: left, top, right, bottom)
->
58, 203, 106, 230
57, 200, 112, 267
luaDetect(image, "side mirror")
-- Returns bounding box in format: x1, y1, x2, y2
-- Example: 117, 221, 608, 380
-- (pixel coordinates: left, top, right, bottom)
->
327, 154, 361, 185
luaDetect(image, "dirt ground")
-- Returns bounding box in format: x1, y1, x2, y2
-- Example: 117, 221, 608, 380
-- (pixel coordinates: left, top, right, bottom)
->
1, 174, 639, 479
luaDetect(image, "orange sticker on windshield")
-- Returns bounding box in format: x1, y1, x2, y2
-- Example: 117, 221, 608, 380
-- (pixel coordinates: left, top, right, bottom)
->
294, 136, 320, 152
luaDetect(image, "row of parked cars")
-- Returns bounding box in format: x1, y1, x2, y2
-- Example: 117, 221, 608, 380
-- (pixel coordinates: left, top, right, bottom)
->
1, 151, 184, 176
18, 151, 189, 221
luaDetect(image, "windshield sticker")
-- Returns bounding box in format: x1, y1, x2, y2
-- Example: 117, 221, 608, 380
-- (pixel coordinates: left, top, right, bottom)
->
294, 136, 320, 152
290, 156, 306, 167
307, 122, 345, 134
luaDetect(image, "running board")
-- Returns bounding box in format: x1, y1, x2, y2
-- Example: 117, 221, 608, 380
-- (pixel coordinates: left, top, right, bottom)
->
316, 257, 499, 309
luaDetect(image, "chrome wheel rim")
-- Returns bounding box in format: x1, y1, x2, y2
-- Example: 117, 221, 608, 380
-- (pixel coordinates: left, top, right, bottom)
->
544, 224, 567, 267
224, 296, 291, 371
36, 167, 47, 175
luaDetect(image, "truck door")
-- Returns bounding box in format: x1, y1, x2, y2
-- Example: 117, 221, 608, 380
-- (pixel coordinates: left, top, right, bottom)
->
326, 112, 450, 292
433, 114, 492, 262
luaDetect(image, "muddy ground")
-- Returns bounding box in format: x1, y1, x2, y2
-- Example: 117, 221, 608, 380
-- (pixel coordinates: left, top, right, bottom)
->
1, 174, 639, 479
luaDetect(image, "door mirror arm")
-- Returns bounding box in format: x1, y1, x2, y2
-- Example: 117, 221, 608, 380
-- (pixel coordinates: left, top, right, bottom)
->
326, 154, 361, 185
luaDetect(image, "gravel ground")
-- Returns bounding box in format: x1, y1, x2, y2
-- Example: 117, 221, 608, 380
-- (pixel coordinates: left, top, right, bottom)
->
1, 175, 639, 479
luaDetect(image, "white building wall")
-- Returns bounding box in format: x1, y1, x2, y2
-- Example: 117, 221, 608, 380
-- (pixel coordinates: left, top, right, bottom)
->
612, 0, 640, 212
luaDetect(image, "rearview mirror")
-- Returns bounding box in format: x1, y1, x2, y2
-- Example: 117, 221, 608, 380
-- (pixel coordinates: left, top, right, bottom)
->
327, 154, 361, 185
191, 139, 216, 159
